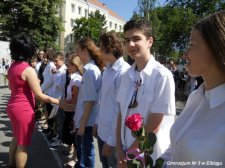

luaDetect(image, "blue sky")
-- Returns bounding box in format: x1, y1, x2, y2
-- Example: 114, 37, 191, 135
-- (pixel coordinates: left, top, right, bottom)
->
100, 0, 166, 21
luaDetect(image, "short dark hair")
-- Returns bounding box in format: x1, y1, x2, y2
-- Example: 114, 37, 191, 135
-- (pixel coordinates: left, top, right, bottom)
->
10, 34, 36, 61
53, 52, 64, 61
99, 32, 124, 59
124, 19, 153, 38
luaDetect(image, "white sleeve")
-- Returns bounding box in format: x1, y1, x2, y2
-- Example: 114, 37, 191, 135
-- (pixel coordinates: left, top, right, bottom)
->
41, 68, 53, 93
151, 73, 175, 115
160, 146, 172, 168
106, 104, 119, 147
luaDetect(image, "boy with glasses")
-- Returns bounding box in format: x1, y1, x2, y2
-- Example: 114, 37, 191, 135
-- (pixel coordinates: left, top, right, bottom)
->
116, 19, 176, 167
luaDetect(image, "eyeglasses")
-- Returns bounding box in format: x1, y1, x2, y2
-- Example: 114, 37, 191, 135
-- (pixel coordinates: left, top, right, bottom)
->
128, 79, 142, 109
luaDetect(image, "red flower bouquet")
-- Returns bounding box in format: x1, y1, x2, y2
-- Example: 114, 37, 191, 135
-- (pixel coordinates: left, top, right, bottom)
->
125, 113, 164, 168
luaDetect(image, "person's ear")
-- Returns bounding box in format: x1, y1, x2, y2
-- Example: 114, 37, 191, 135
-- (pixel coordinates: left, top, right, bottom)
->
147, 36, 154, 48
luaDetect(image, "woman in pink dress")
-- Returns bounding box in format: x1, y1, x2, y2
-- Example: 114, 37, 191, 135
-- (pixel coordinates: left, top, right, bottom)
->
6, 34, 59, 168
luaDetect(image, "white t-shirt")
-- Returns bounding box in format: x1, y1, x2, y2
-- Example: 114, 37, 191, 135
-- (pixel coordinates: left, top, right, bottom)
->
66, 72, 82, 100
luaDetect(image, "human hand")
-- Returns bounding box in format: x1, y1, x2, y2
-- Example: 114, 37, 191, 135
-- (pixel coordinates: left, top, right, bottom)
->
102, 143, 113, 157
77, 125, 85, 136
117, 147, 127, 168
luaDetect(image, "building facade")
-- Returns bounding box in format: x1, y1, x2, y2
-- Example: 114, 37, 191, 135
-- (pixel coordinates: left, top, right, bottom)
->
59, 0, 126, 53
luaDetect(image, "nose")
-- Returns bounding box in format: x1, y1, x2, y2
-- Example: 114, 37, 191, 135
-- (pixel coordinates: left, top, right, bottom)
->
127, 40, 135, 47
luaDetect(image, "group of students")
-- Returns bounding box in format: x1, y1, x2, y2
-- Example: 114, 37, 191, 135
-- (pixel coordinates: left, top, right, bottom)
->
6, 10, 225, 168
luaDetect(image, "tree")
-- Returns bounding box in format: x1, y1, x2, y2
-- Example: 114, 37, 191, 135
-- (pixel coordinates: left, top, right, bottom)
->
149, 6, 197, 59
73, 10, 107, 43
137, 0, 157, 20
0, 0, 63, 49
156, 0, 225, 59
167, 0, 225, 17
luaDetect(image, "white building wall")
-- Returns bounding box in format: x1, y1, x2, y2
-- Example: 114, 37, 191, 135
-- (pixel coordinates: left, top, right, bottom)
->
61, 0, 126, 52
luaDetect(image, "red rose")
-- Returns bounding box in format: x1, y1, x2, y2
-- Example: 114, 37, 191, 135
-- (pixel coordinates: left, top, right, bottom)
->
125, 113, 143, 132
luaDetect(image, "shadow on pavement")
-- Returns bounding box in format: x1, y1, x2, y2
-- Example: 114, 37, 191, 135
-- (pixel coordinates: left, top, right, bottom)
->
0, 86, 8, 89
0, 152, 8, 168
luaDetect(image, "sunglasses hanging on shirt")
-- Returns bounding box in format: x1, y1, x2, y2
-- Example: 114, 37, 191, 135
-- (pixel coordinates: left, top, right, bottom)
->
128, 78, 142, 109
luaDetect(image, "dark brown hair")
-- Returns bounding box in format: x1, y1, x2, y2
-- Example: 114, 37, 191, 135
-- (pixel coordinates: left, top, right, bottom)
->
99, 32, 125, 59
193, 10, 225, 71
124, 19, 153, 38
44, 47, 56, 61
77, 38, 104, 71
53, 52, 64, 61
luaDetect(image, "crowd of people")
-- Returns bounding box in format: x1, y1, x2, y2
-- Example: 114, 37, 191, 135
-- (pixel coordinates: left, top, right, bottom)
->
167, 61, 204, 100
5, 10, 225, 168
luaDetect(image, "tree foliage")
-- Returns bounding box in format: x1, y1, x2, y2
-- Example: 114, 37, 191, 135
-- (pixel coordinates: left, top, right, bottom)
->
137, 0, 157, 19
0, 0, 63, 49
167, 0, 225, 17
134, 0, 225, 60
72, 10, 107, 43
150, 6, 197, 58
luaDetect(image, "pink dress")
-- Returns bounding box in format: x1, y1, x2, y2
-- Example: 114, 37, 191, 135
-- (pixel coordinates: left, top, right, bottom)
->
7, 61, 35, 146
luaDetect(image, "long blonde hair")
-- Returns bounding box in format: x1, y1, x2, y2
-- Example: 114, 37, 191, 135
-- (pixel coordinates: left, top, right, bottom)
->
68, 54, 83, 75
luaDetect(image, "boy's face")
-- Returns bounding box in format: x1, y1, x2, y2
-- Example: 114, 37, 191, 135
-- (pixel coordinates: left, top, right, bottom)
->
124, 29, 153, 60
54, 57, 64, 69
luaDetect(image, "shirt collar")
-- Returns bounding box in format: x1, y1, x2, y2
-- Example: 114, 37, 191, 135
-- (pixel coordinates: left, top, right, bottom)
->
109, 57, 125, 71
205, 83, 225, 109
83, 60, 95, 71
70, 71, 81, 78
58, 64, 66, 71
129, 54, 155, 77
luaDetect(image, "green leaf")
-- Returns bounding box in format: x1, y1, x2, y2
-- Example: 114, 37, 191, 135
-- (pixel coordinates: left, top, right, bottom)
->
127, 159, 141, 168
148, 132, 157, 147
154, 158, 165, 168
132, 127, 146, 141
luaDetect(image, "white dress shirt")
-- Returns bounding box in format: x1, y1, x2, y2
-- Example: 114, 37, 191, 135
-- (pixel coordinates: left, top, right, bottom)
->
117, 55, 176, 162
35, 61, 42, 74
50, 64, 67, 99
74, 60, 102, 128
97, 57, 130, 147
162, 83, 225, 167
41, 61, 55, 95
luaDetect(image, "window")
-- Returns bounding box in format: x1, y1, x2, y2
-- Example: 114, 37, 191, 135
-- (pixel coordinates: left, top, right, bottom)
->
109, 21, 112, 28
70, 19, 74, 27
119, 25, 122, 32
85, 9, 88, 17
71, 4, 75, 13
70, 34, 74, 43
114, 23, 117, 30
78, 6, 82, 15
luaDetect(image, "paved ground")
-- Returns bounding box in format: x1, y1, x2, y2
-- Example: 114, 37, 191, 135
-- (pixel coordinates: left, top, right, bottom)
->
0, 74, 186, 168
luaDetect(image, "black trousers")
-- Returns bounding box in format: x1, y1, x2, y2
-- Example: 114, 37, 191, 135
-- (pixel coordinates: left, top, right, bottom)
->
62, 111, 75, 145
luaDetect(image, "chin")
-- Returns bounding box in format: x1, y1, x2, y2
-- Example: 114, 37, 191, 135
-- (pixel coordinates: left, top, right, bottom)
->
129, 54, 140, 60
187, 69, 199, 77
